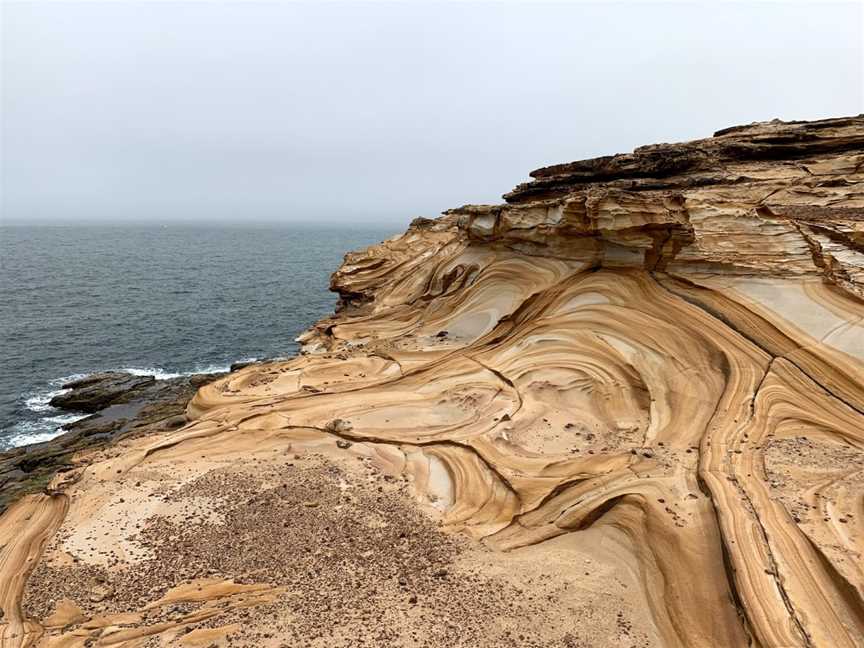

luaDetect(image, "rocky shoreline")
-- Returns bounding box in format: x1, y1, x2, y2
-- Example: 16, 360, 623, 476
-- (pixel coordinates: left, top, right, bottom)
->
0, 371, 225, 512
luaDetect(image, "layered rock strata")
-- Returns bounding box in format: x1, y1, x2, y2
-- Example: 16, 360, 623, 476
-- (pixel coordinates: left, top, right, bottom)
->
2, 116, 863, 648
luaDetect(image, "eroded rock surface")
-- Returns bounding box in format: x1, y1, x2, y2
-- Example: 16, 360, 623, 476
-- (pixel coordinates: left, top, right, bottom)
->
2, 116, 863, 648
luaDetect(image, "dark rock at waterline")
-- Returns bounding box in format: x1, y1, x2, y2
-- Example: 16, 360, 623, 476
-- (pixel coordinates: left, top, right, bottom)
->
0, 370, 225, 513
229, 357, 280, 372
230, 360, 258, 372
50, 372, 156, 412
53, 371, 227, 438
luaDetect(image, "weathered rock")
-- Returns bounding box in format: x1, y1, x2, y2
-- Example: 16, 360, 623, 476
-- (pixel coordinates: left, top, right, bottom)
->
504, 115, 864, 202
4, 116, 864, 648
198, 116, 864, 648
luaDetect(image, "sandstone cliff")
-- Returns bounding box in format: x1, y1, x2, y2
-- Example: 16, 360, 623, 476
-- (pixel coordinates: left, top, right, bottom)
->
2, 117, 863, 648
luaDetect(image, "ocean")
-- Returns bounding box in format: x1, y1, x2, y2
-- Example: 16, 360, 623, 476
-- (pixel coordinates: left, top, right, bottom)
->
0, 224, 396, 450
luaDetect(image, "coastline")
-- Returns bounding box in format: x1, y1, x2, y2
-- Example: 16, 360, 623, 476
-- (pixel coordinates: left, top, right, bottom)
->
2, 116, 863, 648
0, 370, 228, 512
0, 224, 396, 454
0, 351, 296, 512
1, 360, 269, 450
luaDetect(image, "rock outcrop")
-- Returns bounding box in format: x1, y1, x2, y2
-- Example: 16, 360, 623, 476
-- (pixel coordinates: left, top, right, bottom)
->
48, 373, 158, 413
0, 372, 224, 513
2, 116, 862, 648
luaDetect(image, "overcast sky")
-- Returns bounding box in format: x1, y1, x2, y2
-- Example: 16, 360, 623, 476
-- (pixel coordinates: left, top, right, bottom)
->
2, 1, 862, 225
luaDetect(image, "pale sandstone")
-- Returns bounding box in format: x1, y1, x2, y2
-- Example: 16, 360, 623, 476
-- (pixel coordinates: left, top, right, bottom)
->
2, 116, 863, 648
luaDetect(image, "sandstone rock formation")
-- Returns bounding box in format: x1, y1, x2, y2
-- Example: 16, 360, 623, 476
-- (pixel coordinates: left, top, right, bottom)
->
2, 116, 862, 648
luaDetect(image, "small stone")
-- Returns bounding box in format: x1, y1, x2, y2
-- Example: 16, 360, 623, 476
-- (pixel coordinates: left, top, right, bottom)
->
325, 419, 353, 433
88, 583, 114, 603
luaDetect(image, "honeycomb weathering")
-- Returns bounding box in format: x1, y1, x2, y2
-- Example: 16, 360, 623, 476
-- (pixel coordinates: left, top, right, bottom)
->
3, 116, 863, 647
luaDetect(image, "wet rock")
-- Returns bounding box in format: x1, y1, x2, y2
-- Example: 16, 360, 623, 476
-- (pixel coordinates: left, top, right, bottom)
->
0, 370, 226, 513
50, 372, 156, 412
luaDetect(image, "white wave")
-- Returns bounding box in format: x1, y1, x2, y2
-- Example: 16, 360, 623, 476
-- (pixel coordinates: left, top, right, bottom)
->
4, 358, 262, 450
120, 362, 241, 379
23, 373, 91, 414
48, 373, 89, 387
40, 363, 239, 388
44, 412, 89, 426
1, 413, 87, 449
122, 367, 184, 380
24, 388, 69, 413
4, 428, 64, 448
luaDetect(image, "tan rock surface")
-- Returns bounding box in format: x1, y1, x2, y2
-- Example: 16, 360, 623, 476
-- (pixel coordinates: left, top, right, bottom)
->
2, 116, 863, 647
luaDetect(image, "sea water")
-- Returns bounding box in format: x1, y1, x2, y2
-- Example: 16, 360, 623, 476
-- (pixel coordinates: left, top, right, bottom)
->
0, 224, 395, 449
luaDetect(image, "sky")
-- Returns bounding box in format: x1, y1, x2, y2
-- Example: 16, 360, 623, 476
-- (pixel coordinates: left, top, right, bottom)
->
1, 1, 862, 226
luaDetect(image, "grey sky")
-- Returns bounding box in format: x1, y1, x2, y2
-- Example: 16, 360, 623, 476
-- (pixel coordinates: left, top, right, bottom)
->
2, 1, 862, 225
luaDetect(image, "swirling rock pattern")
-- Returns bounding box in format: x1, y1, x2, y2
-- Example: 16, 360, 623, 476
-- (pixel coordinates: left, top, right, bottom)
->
2, 116, 863, 648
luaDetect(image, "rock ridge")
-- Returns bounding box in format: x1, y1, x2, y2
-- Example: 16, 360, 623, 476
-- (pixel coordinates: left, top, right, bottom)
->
506, 115, 864, 202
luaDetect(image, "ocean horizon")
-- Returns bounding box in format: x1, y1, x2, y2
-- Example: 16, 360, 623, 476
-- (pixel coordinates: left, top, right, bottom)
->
0, 223, 395, 449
